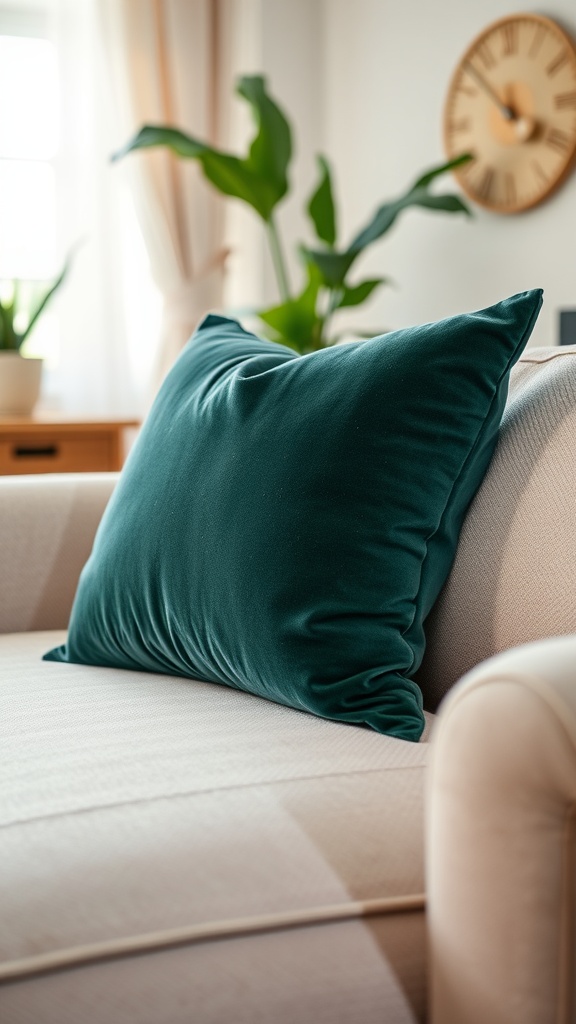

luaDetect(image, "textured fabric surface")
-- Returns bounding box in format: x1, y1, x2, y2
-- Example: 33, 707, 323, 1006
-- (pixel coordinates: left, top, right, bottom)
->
1, 632, 432, 1022
0, 921, 424, 1024
428, 635, 576, 1024
0, 473, 116, 634
46, 292, 542, 741
419, 346, 576, 710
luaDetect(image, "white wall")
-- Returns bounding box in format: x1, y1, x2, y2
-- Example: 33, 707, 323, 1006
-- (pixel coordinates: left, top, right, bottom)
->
224, 0, 325, 312
321, 0, 576, 347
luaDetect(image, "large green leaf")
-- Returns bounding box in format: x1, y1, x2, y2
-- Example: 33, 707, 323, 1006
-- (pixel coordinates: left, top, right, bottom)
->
112, 75, 292, 223
299, 248, 357, 288
21, 256, 73, 344
349, 155, 472, 252
348, 192, 469, 252
237, 76, 291, 197
411, 153, 472, 189
336, 277, 389, 309
408, 194, 470, 213
258, 261, 323, 353
305, 154, 472, 288
307, 155, 337, 246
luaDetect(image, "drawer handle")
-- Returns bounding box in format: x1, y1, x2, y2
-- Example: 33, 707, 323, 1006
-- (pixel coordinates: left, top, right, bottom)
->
13, 445, 59, 459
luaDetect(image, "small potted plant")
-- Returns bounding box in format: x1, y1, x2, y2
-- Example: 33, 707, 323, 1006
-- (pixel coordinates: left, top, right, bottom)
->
0, 260, 71, 416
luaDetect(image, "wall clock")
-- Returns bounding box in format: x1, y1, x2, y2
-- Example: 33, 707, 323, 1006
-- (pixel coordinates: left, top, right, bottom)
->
444, 13, 576, 213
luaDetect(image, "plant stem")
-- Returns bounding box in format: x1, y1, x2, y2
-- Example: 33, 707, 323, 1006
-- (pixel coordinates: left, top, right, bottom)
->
266, 217, 291, 303
323, 286, 343, 344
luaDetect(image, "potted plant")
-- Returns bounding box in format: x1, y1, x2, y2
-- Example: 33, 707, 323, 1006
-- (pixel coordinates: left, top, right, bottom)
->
0, 260, 71, 416
114, 76, 472, 354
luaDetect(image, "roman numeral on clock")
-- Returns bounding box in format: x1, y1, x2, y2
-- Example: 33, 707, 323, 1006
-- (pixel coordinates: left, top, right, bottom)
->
448, 118, 470, 133
546, 127, 570, 152
555, 91, 576, 110
532, 160, 548, 185
476, 42, 496, 69
529, 25, 545, 58
505, 173, 516, 206
501, 22, 518, 56
476, 167, 495, 201
546, 50, 569, 77
456, 82, 477, 97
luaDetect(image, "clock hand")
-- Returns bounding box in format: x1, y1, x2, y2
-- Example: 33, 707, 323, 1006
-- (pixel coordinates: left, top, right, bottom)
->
463, 60, 514, 120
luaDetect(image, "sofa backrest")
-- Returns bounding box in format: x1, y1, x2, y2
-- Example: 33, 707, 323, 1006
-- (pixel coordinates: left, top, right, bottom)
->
418, 346, 576, 711
0, 473, 117, 633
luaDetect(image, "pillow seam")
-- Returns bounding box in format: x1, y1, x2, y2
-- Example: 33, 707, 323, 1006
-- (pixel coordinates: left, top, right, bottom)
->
402, 309, 539, 673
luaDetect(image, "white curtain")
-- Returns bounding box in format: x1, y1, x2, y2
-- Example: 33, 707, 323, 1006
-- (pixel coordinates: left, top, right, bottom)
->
99, 0, 232, 389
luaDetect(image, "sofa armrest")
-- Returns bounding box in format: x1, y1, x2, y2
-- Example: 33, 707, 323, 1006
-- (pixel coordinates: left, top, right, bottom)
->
0, 473, 117, 634
427, 635, 576, 1024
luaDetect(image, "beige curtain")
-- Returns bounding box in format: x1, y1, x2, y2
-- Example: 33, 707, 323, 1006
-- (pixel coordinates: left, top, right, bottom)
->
99, 0, 231, 388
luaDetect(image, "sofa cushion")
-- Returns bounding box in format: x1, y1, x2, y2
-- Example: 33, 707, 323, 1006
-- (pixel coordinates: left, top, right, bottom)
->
46, 292, 542, 741
419, 346, 576, 709
2, 631, 431, 1022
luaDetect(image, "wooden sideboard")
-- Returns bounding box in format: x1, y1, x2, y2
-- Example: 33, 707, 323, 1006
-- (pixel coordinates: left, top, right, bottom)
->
0, 416, 140, 475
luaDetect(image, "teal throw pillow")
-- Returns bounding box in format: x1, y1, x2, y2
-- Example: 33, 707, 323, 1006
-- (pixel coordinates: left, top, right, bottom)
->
45, 290, 543, 741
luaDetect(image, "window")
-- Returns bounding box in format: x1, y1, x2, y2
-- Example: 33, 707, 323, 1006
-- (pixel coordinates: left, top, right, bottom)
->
0, 9, 60, 363
0, 34, 59, 276
0, 0, 161, 413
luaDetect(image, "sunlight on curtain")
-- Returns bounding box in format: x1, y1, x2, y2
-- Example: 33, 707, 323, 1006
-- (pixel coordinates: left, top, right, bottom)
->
55, 0, 163, 415
0, 0, 162, 415
0, 32, 60, 365
98, 0, 230, 391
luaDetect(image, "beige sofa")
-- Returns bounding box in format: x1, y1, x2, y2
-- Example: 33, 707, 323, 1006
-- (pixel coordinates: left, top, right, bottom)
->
1, 346, 575, 1024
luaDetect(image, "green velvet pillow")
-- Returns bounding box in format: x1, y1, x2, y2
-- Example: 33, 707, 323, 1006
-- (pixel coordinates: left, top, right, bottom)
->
45, 290, 542, 741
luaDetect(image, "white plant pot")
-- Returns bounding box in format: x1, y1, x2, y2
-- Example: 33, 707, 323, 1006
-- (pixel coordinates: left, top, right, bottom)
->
0, 352, 43, 416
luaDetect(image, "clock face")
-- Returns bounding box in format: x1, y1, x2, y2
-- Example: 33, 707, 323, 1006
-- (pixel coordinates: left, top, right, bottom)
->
444, 14, 576, 213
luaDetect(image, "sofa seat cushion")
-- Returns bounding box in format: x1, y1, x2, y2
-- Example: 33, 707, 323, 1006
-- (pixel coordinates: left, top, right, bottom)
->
1, 631, 433, 1023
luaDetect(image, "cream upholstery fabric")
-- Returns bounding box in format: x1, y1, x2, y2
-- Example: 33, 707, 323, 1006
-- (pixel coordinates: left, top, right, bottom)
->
0, 631, 433, 1023
3, 345, 575, 1022
428, 634, 576, 1024
419, 347, 576, 710
0, 474, 116, 634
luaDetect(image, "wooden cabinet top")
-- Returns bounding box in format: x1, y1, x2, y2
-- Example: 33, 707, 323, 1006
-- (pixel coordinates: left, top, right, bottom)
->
0, 417, 140, 474
0, 416, 140, 434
